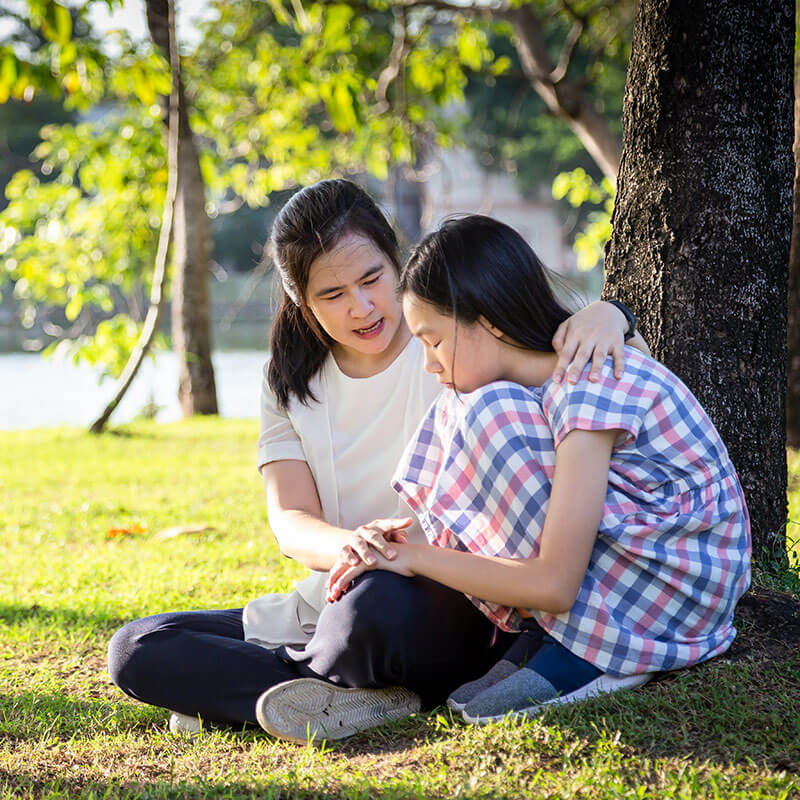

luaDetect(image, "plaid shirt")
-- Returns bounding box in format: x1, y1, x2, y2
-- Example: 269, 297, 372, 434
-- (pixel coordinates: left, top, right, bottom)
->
392, 349, 751, 676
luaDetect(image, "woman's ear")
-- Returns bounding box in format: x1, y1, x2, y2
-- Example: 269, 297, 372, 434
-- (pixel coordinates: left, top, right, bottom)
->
479, 315, 506, 340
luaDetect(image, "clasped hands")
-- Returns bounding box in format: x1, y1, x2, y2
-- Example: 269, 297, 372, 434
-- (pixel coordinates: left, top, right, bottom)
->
326, 517, 414, 603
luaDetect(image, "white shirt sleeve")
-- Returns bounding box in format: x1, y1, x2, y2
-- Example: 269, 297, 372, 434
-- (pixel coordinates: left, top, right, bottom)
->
257, 361, 306, 471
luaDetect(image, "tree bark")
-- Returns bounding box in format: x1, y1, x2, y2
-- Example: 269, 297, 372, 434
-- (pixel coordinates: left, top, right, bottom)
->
146, 0, 218, 416
602, 0, 793, 562
787, 5, 800, 448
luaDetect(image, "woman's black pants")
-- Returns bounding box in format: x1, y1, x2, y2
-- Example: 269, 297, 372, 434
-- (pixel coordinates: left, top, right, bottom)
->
107, 571, 515, 725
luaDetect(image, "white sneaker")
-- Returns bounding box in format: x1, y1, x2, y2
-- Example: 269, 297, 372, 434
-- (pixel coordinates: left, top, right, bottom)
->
255, 678, 421, 744
168, 711, 204, 736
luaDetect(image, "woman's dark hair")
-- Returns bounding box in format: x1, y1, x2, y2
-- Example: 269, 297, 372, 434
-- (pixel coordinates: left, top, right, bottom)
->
268, 179, 400, 409
400, 215, 572, 351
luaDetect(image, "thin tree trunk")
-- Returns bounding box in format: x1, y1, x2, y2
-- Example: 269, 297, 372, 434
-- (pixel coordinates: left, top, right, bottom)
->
602, 0, 793, 562
146, 0, 218, 416
786, 4, 800, 448
88, 0, 180, 434
503, 4, 622, 186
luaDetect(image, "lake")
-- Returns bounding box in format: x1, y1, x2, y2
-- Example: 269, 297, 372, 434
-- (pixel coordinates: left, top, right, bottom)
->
0, 350, 267, 429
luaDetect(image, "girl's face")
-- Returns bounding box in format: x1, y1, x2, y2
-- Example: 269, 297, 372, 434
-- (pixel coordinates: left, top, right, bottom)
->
402, 293, 504, 393
306, 232, 406, 368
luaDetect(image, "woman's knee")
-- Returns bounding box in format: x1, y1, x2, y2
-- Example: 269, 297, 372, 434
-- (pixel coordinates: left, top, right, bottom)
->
107, 615, 165, 695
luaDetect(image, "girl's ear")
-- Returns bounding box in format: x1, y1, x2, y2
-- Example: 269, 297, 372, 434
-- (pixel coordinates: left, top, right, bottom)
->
479, 315, 506, 340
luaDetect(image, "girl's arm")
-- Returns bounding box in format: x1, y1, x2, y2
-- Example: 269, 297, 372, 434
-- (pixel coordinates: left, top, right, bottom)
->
327, 428, 617, 613
263, 460, 409, 572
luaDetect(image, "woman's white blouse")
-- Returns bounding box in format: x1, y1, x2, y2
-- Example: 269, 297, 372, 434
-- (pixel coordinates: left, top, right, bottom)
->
243, 337, 440, 649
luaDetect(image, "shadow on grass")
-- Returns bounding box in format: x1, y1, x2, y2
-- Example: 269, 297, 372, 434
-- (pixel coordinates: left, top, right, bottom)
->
0, 691, 162, 741
2, 772, 418, 800
0, 602, 128, 634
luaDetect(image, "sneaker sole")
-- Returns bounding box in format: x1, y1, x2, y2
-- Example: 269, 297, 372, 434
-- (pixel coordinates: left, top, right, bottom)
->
462, 672, 654, 724
256, 678, 421, 744
446, 697, 467, 712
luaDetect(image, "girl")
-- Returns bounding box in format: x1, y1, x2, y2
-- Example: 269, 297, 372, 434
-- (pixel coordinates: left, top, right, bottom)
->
108, 182, 641, 742
326, 214, 751, 724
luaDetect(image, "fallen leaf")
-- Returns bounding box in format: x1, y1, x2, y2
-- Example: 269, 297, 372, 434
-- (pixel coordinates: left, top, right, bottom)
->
106, 524, 147, 539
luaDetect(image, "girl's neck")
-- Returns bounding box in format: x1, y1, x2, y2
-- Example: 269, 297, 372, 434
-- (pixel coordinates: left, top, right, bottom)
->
332, 319, 412, 378
498, 344, 559, 388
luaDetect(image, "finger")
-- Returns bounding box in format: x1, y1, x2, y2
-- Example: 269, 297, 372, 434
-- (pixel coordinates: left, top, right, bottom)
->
566, 343, 594, 384
328, 558, 352, 588
610, 341, 625, 379
551, 335, 578, 384
351, 536, 377, 566
551, 321, 568, 353
329, 565, 363, 598
589, 345, 609, 382
385, 529, 408, 544
370, 517, 413, 532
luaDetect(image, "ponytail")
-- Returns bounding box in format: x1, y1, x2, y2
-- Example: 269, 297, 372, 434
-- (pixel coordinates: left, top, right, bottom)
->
268, 294, 330, 409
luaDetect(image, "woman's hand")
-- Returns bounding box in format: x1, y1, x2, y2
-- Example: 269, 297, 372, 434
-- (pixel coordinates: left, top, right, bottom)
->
326, 539, 416, 602
551, 300, 629, 384
342, 517, 413, 566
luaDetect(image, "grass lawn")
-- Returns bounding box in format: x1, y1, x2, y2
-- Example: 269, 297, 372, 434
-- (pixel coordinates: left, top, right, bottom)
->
1, 419, 799, 799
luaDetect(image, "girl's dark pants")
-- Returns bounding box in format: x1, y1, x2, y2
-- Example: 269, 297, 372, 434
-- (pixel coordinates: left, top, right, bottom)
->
107, 571, 515, 725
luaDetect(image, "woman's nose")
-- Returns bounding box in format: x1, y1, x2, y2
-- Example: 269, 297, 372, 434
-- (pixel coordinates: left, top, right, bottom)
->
350, 288, 374, 317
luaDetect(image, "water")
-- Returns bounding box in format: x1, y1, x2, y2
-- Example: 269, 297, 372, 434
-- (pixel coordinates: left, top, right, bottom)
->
0, 350, 267, 429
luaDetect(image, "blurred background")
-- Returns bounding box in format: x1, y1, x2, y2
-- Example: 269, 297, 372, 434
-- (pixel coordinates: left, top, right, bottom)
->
0, 0, 631, 428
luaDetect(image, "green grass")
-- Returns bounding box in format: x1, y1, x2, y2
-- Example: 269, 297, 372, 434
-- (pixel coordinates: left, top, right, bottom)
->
1, 419, 799, 799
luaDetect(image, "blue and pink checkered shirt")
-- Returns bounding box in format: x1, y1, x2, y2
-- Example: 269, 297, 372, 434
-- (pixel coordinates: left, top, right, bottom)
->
392, 349, 751, 676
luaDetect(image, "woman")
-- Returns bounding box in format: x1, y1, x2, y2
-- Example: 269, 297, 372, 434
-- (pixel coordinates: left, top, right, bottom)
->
108, 180, 641, 743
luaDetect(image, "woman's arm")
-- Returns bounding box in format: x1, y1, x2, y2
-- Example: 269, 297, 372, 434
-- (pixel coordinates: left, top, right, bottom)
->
328, 428, 617, 613
263, 460, 409, 572
552, 301, 650, 383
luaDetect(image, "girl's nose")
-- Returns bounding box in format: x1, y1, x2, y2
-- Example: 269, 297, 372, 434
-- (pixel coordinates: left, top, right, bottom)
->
423, 349, 442, 374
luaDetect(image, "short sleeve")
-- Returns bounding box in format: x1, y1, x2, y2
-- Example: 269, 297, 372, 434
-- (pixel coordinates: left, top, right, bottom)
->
393, 383, 554, 560
257, 360, 306, 471
542, 354, 657, 449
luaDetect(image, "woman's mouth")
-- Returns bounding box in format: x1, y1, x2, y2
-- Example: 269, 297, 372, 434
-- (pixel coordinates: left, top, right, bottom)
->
354, 318, 385, 338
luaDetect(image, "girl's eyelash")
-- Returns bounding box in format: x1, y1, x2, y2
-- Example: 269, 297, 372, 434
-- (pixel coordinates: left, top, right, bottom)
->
362, 275, 381, 285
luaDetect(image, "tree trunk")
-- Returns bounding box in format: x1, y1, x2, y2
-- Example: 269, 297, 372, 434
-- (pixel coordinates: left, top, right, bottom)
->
88, 0, 180, 433
146, 0, 218, 416
787, 5, 800, 448
602, 0, 793, 563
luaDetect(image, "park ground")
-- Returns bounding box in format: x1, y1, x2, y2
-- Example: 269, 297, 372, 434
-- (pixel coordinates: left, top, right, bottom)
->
1, 419, 799, 799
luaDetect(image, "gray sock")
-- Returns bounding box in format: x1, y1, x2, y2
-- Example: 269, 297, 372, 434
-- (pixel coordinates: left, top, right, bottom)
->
461, 667, 558, 722
447, 659, 520, 710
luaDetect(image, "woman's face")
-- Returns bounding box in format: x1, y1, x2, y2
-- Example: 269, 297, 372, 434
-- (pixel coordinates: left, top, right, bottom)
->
305, 232, 405, 367
402, 293, 504, 393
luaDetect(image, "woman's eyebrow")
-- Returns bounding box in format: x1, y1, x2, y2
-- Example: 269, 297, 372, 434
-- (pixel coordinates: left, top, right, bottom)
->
314, 264, 383, 297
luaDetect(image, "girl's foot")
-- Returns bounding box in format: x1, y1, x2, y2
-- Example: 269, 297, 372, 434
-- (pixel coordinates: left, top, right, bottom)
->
446, 659, 519, 712
461, 669, 653, 724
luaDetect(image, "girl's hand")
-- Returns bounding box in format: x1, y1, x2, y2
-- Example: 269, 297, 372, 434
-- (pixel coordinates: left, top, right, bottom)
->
551, 301, 629, 384
326, 542, 416, 602
343, 517, 413, 567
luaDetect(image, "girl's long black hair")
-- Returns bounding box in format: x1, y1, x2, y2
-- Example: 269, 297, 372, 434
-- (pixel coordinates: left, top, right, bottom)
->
268, 179, 400, 409
400, 215, 573, 351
